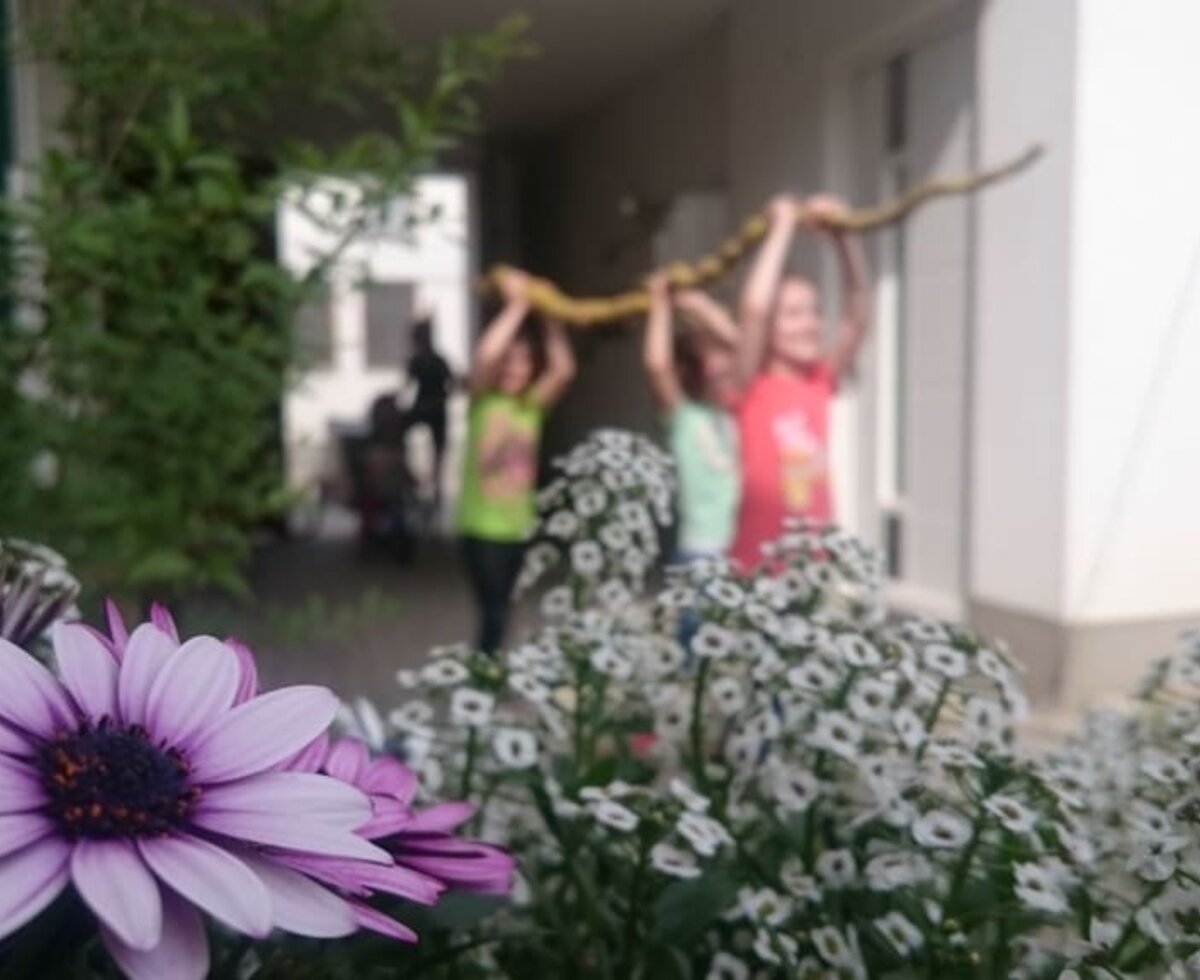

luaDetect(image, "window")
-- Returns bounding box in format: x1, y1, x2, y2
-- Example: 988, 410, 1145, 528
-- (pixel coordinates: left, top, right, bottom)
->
294, 286, 333, 369
363, 281, 415, 369
877, 53, 909, 577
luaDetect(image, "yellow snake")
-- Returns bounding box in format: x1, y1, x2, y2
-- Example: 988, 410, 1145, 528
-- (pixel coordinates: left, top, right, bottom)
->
481, 144, 1043, 327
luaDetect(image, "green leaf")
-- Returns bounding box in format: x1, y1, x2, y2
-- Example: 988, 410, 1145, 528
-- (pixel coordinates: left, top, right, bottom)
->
651, 870, 739, 946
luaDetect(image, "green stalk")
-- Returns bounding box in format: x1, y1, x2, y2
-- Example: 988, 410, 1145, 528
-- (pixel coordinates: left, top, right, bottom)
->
689, 657, 712, 794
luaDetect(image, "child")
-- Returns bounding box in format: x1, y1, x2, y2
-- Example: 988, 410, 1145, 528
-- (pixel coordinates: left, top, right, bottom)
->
730, 194, 871, 569
400, 316, 454, 513
458, 269, 576, 653
642, 272, 740, 561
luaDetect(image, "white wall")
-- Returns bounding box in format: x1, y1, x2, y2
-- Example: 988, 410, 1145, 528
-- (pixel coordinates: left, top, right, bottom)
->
278, 175, 473, 495
1064, 0, 1200, 622
969, 0, 1077, 618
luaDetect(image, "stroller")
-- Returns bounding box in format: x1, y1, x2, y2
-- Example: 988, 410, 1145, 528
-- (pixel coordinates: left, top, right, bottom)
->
338, 395, 421, 561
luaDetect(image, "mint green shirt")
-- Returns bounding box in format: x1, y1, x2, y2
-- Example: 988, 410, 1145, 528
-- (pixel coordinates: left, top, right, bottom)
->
457, 394, 544, 541
667, 400, 739, 555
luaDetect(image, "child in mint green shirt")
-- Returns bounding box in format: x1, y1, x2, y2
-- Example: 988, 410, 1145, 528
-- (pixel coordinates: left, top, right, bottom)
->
458, 269, 576, 652
642, 274, 740, 560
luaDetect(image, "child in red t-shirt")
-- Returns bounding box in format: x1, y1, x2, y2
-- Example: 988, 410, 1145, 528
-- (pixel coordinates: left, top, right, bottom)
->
729, 194, 871, 569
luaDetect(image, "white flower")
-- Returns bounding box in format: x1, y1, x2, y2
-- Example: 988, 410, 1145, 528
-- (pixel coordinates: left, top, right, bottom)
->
450, 688, 495, 727
705, 579, 744, 609
642, 638, 686, 677
875, 912, 924, 956
420, 659, 470, 687
655, 696, 692, 741
709, 676, 748, 716
492, 727, 539, 769
912, 809, 973, 849
752, 930, 798, 967
1055, 823, 1096, 865
811, 711, 863, 761
414, 754, 444, 793
925, 739, 984, 769
590, 799, 639, 833
904, 620, 951, 643
847, 677, 895, 723
770, 764, 821, 812
692, 622, 737, 659
508, 670, 552, 703
779, 859, 822, 903
1014, 861, 1070, 916
737, 887, 792, 927
984, 794, 1037, 835
677, 811, 732, 857
389, 699, 434, 731
922, 643, 969, 679
706, 952, 750, 980
965, 696, 1008, 744
541, 585, 574, 619
651, 842, 701, 879
865, 851, 930, 891
815, 848, 857, 888
598, 522, 631, 551
596, 579, 633, 609
975, 647, 1009, 682
571, 540, 605, 577
892, 707, 927, 751
1140, 749, 1189, 785
787, 659, 840, 693
744, 601, 780, 636
669, 778, 711, 813
546, 509, 580, 538
395, 669, 419, 689
574, 486, 608, 518
589, 645, 633, 680
838, 634, 883, 668
811, 925, 859, 970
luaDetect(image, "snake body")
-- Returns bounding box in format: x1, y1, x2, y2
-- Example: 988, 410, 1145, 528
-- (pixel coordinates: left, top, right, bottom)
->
481, 144, 1043, 327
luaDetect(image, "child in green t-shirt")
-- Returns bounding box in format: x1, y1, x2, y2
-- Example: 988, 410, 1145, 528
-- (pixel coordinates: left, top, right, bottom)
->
458, 269, 576, 653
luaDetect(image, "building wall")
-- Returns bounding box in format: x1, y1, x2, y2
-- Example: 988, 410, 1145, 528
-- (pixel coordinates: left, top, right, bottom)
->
1065, 0, 1200, 623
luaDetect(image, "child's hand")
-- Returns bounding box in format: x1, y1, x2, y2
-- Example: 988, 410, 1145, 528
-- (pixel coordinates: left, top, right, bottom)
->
645, 271, 671, 306
803, 194, 850, 234
673, 288, 706, 313
766, 193, 797, 229
497, 267, 531, 304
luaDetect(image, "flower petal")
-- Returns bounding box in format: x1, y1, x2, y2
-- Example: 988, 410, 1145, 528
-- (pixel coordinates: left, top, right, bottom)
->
0, 812, 53, 859
0, 835, 70, 942
71, 839, 163, 951
0, 721, 33, 757
224, 638, 259, 703
138, 833, 270, 938
402, 802, 475, 834
349, 900, 418, 942
104, 599, 130, 659
324, 738, 369, 786
0, 637, 76, 737
362, 756, 418, 804
102, 889, 208, 980
191, 808, 390, 863
0, 755, 45, 813
283, 731, 329, 774
188, 686, 338, 783
199, 772, 372, 828
239, 853, 357, 938
149, 603, 180, 644
145, 637, 240, 747
117, 624, 177, 726
54, 622, 119, 721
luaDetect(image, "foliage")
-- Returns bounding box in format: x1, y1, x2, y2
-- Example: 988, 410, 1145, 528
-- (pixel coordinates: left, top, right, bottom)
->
0, 0, 522, 597
362, 429, 1200, 979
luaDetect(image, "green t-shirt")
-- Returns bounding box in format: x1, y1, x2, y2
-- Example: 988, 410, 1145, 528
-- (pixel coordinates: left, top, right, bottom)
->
667, 399, 739, 555
457, 393, 544, 541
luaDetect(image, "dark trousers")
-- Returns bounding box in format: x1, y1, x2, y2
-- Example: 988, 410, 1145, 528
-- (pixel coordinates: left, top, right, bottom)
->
460, 536, 526, 654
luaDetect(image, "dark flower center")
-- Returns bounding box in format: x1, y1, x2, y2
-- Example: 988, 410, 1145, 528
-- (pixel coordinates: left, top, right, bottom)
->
37, 719, 199, 838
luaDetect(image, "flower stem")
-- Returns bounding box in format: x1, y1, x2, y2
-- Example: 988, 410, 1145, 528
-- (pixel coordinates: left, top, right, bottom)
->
460, 725, 478, 799
916, 680, 951, 761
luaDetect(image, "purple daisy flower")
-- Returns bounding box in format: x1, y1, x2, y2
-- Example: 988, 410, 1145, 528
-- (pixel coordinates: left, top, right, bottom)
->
0, 610, 404, 980
314, 737, 516, 897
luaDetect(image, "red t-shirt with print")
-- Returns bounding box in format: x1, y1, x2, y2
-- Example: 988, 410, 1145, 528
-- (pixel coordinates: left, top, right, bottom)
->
730, 364, 837, 569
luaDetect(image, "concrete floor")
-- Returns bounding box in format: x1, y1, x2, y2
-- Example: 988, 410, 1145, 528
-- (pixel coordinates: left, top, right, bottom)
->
181, 530, 512, 705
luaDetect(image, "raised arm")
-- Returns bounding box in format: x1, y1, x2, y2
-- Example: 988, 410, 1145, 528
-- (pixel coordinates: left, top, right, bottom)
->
674, 288, 738, 347
737, 194, 799, 385
807, 195, 872, 378
469, 269, 531, 396
530, 315, 576, 408
641, 272, 682, 410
